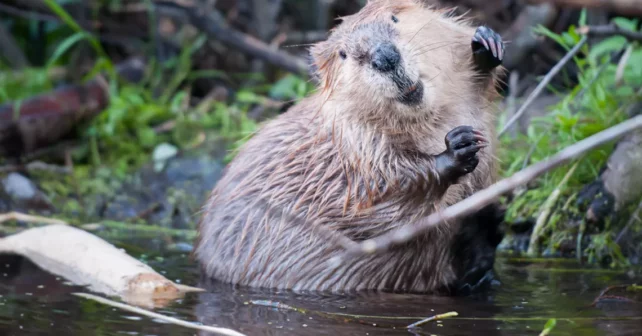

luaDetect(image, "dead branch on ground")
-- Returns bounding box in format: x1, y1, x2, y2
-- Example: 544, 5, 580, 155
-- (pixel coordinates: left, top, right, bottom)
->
579, 24, 642, 42
181, 3, 309, 75
0, 58, 145, 157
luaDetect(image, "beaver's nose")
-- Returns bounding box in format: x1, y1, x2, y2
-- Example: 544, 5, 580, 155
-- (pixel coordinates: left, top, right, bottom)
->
371, 43, 401, 72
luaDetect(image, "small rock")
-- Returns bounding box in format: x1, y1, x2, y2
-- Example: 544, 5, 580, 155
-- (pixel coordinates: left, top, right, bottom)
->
153, 143, 179, 172
168, 242, 193, 253
1, 173, 54, 212
2, 173, 37, 200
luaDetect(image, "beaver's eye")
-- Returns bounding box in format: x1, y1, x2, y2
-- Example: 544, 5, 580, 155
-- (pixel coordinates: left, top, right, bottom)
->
339, 50, 347, 59
391, 15, 399, 23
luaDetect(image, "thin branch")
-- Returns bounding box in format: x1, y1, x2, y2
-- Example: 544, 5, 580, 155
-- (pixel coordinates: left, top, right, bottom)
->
579, 24, 642, 42
73, 293, 246, 336
184, 6, 309, 75
499, 35, 588, 136
0, 3, 60, 21
335, 114, 642, 260
529, 0, 642, 16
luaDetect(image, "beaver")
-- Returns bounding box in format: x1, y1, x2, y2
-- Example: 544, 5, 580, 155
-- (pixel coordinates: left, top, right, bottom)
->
194, 0, 506, 294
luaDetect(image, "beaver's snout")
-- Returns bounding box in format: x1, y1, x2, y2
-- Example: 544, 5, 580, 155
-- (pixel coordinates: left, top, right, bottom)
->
371, 42, 401, 72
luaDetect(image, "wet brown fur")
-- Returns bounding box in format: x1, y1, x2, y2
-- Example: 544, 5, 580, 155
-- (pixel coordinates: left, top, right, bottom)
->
194, 0, 504, 293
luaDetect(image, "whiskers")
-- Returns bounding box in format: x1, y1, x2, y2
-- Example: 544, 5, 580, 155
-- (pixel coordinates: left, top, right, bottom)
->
410, 40, 466, 58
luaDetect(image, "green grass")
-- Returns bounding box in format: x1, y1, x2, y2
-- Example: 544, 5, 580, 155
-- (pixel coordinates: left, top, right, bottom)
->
498, 13, 642, 265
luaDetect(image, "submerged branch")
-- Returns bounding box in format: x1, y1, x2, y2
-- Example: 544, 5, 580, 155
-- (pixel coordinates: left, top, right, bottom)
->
73, 293, 246, 336
336, 115, 642, 259
406, 311, 459, 329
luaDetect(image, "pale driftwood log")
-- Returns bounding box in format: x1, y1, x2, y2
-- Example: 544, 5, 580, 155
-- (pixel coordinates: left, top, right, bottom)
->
336, 114, 642, 260
0, 224, 204, 308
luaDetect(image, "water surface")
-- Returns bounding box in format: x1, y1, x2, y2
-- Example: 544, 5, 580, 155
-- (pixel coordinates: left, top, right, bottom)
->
0, 237, 640, 336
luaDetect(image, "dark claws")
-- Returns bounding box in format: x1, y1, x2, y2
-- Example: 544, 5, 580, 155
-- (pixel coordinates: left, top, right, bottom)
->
437, 126, 487, 182
472, 26, 504, 73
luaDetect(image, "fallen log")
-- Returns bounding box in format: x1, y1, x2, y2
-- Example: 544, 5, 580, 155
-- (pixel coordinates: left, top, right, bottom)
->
0, 58, 145, 157
0, 224, 204, 308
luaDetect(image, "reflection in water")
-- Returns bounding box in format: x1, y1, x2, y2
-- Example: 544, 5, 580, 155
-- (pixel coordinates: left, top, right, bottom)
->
0, 252, 640, 336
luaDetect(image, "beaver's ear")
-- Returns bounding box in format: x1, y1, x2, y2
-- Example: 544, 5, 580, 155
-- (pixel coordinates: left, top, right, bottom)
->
309, 41, 336, 85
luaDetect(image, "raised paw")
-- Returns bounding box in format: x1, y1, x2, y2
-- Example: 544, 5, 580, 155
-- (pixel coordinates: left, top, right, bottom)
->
472, 26, 504, 73
436, 126, 488, 181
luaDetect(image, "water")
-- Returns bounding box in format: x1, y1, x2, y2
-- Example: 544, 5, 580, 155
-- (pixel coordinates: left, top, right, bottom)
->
0, 244, 640, 336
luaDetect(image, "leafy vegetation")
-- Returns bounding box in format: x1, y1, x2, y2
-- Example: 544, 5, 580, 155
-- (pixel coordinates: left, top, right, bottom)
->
0, 1, 313, 229
498, 12, 642, 266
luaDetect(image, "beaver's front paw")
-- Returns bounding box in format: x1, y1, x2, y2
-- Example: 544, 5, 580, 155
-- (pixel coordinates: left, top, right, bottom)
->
472, 26, 504, 72
436, 126, 487, 181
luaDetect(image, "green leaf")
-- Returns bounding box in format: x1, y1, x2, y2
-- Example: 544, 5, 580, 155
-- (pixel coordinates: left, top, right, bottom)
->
269, 74, 299, 100
612, 17, 638, 32
534, 24, 568, 49
578, 8, 587, 26
236, 90, 262, 104
588, 36, 627, 63
42, 0, 113, 76
46, 31, 90, 68
137, 127, 157, 147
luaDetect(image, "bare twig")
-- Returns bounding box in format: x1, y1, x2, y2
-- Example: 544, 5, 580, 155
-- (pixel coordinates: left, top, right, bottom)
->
181, 3, 309, 75
73, 293, 246, 336
529, 0, 642, 16
0, 3, 59, 22
579, 24, 642, 42
499, 36, 588, 136
0, 212, 68, 226
406, 311, 459, 329
336, 115, 642, 259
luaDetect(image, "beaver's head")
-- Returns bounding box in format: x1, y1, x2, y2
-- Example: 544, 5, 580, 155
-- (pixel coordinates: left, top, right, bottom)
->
310, 0, 474, 120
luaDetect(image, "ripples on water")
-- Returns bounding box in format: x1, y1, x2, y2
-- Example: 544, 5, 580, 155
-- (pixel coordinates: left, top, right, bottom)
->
0, 245, 640, 336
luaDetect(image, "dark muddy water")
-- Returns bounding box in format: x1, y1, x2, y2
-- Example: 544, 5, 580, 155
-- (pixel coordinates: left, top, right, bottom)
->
0, 236, 640, 336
